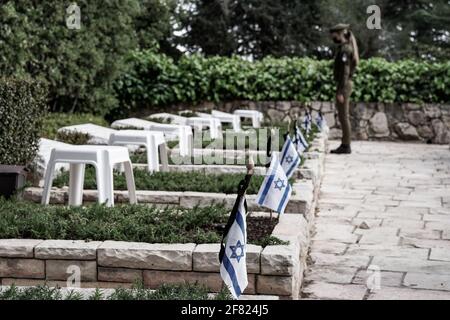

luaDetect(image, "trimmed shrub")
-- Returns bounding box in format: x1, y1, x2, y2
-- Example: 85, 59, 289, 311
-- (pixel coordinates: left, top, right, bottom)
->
55, 131, 92, 145
0, 77, 47, 165
42, 113, 108, 140
115, 51, 450, 115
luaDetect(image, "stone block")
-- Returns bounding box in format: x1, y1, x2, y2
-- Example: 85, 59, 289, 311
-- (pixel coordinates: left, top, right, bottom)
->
256, 274, 297, 297
192, 243, 261, 274
261, 245, 299, 276
97, 241, 195, 271
408, 110, 426, 126
0, 239, 43, 258
98, 267, 143, 283
46, 260, 97, 281
394, 122, 420, 140
143, 270, 256, 294
35, 240, 102, 260
369, 112, 389, 137
0, 258, 45, 279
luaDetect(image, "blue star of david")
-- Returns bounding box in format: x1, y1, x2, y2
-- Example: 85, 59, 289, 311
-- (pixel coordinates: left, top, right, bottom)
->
230, 240, 245, 263
274, 178, 286, 191
285, 155, 294, 164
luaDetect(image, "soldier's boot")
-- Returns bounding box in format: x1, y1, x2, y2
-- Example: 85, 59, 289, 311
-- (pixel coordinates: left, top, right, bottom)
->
330, 144, 351, 154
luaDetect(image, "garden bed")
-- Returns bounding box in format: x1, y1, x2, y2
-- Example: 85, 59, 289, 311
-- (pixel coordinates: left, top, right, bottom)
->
0, 211, 309, 298
6, 128, 328, 299
52, 170, 269, 195
0, 200, 284, 247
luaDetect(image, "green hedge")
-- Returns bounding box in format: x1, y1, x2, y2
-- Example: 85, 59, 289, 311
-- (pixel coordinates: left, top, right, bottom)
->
0, 77, 47, 165
114, 51, 450, 115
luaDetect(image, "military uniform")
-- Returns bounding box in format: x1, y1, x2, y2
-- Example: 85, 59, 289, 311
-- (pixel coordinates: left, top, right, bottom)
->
330, 24, 357, 151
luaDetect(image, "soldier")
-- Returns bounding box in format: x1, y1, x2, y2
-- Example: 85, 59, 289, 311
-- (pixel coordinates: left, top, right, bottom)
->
329, 24, 359, 154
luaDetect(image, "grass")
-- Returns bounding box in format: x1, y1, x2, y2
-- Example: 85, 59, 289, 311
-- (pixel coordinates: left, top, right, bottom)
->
0, 283, 232, 300
0, 199, 286, 247
52, 169, 269, 194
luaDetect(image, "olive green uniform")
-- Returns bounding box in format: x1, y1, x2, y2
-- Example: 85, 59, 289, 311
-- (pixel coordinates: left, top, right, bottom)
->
334, 42, 356, 146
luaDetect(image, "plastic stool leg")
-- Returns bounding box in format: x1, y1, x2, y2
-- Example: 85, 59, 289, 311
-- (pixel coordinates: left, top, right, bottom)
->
41, 151, 56, 205
104, 163, 115, 207
68, 163, 85, 206
95, 163, 107, 206
146, 135, 158, 172
123, 161, 137, 204
159, 143, 169, 172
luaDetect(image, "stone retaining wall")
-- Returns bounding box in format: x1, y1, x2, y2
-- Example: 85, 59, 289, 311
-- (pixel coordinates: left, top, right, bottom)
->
149, 100, 450, 144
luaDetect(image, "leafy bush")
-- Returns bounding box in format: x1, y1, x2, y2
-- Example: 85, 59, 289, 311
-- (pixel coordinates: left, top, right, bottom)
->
115, 51, 450, 114
0, 1, 138, 116
0, 77, 47, 165
0, 199, 282, 246
53, 169, 267, 194
42, 113, 108, 140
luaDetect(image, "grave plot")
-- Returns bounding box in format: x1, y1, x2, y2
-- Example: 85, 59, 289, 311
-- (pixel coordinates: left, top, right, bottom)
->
0, 194, 316, 298
24, 131, 327, 215
3, 129, 328, 299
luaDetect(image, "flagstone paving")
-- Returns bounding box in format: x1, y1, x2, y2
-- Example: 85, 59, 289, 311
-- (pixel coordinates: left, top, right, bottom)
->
302, 141, 450, 300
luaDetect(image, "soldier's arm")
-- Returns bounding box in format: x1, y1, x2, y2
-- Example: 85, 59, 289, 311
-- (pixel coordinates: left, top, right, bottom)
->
336, 46, 353, 95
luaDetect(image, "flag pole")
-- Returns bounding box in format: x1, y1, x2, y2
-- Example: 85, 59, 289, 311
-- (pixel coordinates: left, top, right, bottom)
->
219, 154, 254, 263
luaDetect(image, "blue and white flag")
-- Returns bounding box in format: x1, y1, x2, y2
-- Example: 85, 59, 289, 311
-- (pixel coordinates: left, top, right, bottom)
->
316, 112, 328, 132
303, 112, 312, 136
294, 125, 309, 154
256, 153, 292, 214
280, 136, 301, 179
219, 197, 248, 299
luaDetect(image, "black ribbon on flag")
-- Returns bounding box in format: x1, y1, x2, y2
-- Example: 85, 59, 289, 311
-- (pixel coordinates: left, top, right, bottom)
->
219, 161, 254, 263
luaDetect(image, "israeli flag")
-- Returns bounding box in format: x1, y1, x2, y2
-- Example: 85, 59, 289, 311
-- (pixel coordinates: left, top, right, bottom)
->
294, 126, 309, 154
219, 197, 248, 299
256, 153, 292, 214
316, 112, 329, 132
280, 136, 301, 179
303, 113, 312, 136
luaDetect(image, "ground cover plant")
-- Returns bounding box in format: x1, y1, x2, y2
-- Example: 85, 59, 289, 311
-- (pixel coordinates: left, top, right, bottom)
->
0, 199, 286, 247
0, 283, 232, 300
52, 169, 270, 195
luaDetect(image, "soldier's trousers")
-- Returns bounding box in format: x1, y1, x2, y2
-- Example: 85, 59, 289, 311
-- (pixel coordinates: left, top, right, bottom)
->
336, 80, 353, 145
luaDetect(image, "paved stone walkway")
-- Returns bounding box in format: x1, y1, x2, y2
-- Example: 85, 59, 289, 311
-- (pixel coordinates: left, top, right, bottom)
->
302, 141, 450, 300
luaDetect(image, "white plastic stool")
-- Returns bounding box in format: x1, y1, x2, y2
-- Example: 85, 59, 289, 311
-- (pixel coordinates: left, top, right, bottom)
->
42, 145, 137, 207
211, 110, 241, 132
187, 117, 222, 139
233, 110, 264, 128
108, 130, 169, 172
111, 118, 193, 157
149, 113, 222, 139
